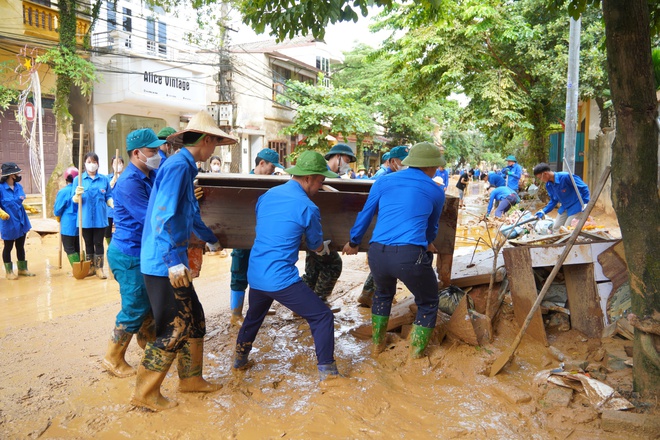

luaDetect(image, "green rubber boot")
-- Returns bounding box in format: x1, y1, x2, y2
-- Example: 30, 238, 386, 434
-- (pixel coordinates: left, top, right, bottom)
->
17, 260, 35, 277
372, 314, 390, 356
4, 262, 18, 280
67, 252, 81, 268
409, 324, 434, 359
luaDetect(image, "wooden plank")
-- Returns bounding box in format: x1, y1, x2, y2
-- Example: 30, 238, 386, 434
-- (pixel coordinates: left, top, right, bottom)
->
349, 295, 416, 340
503, 247, 548, 345
563, 263, 604, 338
447, 295, 479, 345
528, 243, 594, 267
196, 174, 458, 254
450, 250, 505, 288
597, 241, 628, 294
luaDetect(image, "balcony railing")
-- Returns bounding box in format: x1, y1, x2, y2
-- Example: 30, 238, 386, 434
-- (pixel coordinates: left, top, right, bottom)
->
22, 1, 90, 44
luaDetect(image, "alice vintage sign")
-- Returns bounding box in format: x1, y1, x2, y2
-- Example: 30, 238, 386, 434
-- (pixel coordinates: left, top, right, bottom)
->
143, 71, 191, 91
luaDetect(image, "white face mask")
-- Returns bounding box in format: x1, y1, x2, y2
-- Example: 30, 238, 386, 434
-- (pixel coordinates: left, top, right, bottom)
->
139, 150, 162, 170
211, 164, 221, 173
339, 158, 352, 175
85, 162, 98, 173
114, 163, 123, 173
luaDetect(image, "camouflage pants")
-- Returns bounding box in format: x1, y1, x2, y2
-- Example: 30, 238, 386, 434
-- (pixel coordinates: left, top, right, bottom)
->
143, 274, 206, 353
302, 250, 342, 301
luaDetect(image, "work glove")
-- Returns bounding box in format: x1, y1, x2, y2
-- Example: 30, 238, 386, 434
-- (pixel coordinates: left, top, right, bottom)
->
55, 216, 61, 223
315, 240, 332, 256
23, 204, 39, 214
194, 186, 204, 200
107, 198, 114, 209
535, 211, 545, 219
72, 186, 84, 203
168, 263, 192, 288
0, 208, 9, 220
206, 241, 221, 253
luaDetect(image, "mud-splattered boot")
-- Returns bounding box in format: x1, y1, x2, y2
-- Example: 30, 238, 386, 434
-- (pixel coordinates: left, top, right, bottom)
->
372, 314, 390, 356
17, 260, 35, 277
67, 252, 81, 269
102, 328, 136, 377
318, 362, 340, 381
94, 254, 107, 279
131, 343, 177, 411
409, 324, 434, 359
4, 262, 18, 280
177, 338, 222, 393
230, 290, 245, 325
136, 313, 156, 350
233, 342, 252, 370
357, 273, 375, 307
86, 255, 96, 277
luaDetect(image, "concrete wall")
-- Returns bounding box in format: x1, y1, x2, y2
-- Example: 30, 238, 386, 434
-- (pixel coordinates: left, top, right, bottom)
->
586, 129, 616, 215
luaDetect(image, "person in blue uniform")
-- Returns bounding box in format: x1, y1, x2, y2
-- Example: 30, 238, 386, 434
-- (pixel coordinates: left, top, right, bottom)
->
533, 162, 590, 232
481, 170, 506, 189
0, 162, 35, 279
54, 167, 80, 268
432, 158, 449, 192
72, 153, 113, 279
105, 155, 124, 244
501, 155, 523, 192
343, 142, 445, 359
102, 129, 165, 378
233, 150, 342, 381
132, 111, 232, 411
371, 152, 391, 179
486, 185, 519, 218
229, 148, 284, 325
156, 126, 177, 165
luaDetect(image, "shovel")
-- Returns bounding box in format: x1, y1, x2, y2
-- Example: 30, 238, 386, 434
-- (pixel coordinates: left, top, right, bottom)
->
489, 166, 611, 377
72, 124, 91, 280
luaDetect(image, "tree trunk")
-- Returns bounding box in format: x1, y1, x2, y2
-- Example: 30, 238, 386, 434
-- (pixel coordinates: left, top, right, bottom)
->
602, 0, 660, 395
526, 104, 550, 165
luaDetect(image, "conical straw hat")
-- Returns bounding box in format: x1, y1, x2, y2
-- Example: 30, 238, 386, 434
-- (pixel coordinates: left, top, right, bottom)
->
167, 111, 237, 146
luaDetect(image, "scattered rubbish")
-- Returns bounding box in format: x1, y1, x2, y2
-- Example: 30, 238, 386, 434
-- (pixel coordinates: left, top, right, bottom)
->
438, 286, 471, 315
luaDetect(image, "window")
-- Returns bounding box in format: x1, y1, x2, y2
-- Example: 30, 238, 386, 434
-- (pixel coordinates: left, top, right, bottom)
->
316, 56, 329, 74
106, 0, 116, 30
122, 8, 132, 32
272, 65, 292, 106
158, 21, 167, 55
146, 17, 156, 53
268, 141, 287, 164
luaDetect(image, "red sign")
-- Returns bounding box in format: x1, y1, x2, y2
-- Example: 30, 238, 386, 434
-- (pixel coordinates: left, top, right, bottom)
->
24, 102, 36, 122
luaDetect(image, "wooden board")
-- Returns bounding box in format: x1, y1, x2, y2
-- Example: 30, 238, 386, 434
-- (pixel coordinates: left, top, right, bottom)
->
349, 295, 416, 340
597, 241, 628, 295
450, 250, 505, 288
564, 263, 604, 338
503, 246, 548, 345
196, 173, 458, 255
446, 295, 479, 345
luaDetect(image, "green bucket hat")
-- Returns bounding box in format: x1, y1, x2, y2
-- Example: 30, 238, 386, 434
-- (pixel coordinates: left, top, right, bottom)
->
324, 143, 356, 162
401, 142, 443, 167
286, 151, 339, 178
505, 155, 517, 162
157, 126, 177, 140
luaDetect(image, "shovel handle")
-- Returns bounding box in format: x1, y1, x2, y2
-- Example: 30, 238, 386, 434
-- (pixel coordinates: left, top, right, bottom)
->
78, 124, 85, 258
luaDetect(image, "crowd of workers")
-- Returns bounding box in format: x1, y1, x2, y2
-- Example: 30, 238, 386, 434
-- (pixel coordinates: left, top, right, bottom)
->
0, 110, 591, 412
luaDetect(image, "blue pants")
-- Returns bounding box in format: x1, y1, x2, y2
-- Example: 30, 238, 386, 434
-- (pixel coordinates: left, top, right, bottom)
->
494, 194, 519, 218
368, 243, 439, 328
236, 281, 335, 365
107, 243, 151, 333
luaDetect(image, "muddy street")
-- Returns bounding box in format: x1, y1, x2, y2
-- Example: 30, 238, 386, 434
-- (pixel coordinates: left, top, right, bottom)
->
0, 187, 652, 439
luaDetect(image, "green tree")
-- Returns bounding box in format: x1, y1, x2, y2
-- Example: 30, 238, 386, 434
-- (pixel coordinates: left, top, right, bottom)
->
278, 78, 375, 159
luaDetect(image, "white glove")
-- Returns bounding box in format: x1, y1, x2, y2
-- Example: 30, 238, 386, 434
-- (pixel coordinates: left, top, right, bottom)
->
168, 263, 192, 288
72, 186, 84, 203
206, 241, 221, 253
315, 240, 331, 256
107, 198, 114, 209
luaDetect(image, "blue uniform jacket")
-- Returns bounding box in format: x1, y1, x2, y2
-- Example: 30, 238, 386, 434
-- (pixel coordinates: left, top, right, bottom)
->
72, 172, 111, 228
350, 167, 445, 247
112, 163, 155, 258
488, 173, 506, 188
433, 168, 449, 191
248, 180, 324, 292
542, 172, 590, 217
53, 184, 79, 236
371, 166, 391, 180
0, 181, 31, 240
486, 187, 515, 216
502, 163, 523, 192
141, 148, 217, 276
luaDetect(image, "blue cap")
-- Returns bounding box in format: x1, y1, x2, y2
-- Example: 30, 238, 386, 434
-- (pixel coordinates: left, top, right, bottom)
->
126, 128, 166, 152
257, 148, 284, 168
389, 145, 410, 160
382, 152, 391, 162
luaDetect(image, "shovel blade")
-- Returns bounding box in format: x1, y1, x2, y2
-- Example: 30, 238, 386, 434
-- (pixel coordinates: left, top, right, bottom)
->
489, 347, 515, 377
72, 260, 91, 280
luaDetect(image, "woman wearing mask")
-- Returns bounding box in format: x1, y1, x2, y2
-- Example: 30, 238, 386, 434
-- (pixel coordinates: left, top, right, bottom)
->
209, 155, 222, 173
0, 162, 35, 279
54, 167, 81, 269
72, 152, 113, 279
105, 156, 124, 244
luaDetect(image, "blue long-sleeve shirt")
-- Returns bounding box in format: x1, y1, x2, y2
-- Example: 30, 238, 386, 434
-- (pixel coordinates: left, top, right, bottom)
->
433, 168, 449, 191
371, 165, 391, 180
502, 163, 523, 192
140, 148, 218, 276
0, 182, 31, 240
488, 173, 506, 188
350, 167, 445, 247
542, 172, 590, 217
54, 184, 78, 237
72, 172, 111, 229
248, 179, 324, 292
486, 186, 515, 216
112, 163, 155, 257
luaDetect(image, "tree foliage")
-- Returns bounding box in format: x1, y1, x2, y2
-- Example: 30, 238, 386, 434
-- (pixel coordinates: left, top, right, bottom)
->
278, 78, 375, 157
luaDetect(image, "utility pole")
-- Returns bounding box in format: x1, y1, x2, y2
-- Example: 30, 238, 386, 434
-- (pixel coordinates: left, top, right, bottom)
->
563, 17, 581, 174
